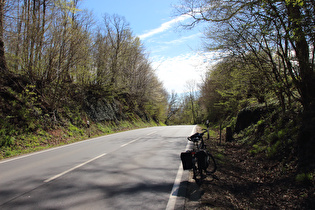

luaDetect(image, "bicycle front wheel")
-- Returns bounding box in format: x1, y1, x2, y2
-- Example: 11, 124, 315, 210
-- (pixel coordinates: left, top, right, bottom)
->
206, 152, 217, 174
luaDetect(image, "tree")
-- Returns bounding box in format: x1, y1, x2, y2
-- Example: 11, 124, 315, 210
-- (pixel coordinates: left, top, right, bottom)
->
177, 0, 314, 109
165, 91, 179, 125
200, 55, 274, 123
102, 14, 131, 90
185, 80, 199, 124
0, 0, 6, 74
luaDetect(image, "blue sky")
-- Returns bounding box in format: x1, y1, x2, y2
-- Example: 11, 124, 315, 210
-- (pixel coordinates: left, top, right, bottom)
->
80, 0, 219, 93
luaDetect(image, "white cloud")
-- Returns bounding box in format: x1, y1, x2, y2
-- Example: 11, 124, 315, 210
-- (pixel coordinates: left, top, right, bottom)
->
138, 14, 191, 40
161, 33, 202, 45
148, 33, 202, 55
152, 51, 222, 94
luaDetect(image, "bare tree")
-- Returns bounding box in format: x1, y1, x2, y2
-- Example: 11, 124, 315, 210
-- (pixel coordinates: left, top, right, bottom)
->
103, 14, 131, 89
165, 91, 179, 125
185, 80, 200, 124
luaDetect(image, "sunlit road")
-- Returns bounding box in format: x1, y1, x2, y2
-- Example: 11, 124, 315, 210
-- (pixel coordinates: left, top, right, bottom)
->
0, 125, 195, 209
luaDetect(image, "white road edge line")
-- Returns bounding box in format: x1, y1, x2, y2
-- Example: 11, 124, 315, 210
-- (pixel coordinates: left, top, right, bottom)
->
43, 153, 107, 183
165, 163, 184, 210
165, 125, 196, 210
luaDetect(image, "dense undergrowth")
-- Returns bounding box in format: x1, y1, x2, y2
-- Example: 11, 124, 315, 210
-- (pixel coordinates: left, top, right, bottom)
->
220, 102, 314, 184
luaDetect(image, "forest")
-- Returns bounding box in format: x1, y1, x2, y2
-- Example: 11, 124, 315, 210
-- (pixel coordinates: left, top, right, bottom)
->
1, 0, 315, 181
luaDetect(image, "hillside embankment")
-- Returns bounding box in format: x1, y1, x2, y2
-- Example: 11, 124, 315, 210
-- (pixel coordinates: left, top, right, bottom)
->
184, 126, 315, 209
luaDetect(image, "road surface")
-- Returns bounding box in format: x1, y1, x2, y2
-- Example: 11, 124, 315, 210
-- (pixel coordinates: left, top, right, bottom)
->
0, 125, 195, 209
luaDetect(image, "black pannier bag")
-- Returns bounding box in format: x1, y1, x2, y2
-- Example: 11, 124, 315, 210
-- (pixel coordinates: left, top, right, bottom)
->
196, 150, 208, 170
180, 151, 193, 170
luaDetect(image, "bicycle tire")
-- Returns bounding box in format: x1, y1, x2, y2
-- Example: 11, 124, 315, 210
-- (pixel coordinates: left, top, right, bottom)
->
192, 157, 204, 181
206, 152, 217, 174
192, 163, 197, 180
199, 164, 204, 179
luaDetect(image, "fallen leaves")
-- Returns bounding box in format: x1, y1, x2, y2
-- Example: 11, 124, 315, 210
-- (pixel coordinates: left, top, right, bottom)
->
195, 139, 315, 209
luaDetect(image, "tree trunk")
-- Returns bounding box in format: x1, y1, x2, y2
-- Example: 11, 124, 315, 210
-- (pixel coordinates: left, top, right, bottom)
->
286, 2, 315, 171
0, 0, 7, 75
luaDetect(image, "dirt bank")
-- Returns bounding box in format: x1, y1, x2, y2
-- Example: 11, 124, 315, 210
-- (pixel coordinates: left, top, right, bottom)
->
184, 133, 314, 209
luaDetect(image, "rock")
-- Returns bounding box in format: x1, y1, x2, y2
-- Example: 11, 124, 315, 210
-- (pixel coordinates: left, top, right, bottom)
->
234, 106, 271, 133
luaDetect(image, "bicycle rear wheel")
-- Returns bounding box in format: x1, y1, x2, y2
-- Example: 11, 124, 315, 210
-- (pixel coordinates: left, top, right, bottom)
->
192, 164, 197, 180
206, 152, 217, 174
193, 159, 204, 181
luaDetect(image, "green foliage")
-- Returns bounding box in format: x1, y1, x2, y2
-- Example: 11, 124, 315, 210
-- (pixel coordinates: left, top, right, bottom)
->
285, 0, 304, 7
266, 140, 282, 157
295, 173, 313, 185
0, 136, 15, 147
250, 143, 267, 155
55, 0, 82, 14
0, 119, 17, 147
68, 123, 84, 136
199, 55, 274, 124
96, 123, 114, 134
3, 84, 43, 132
235, 104, 300, 161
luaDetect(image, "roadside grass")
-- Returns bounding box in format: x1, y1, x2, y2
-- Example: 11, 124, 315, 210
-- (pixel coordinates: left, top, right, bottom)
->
0, 120, 162, 160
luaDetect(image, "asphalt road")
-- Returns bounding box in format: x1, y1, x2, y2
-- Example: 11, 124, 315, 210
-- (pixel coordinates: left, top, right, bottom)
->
0, 125, 195, 210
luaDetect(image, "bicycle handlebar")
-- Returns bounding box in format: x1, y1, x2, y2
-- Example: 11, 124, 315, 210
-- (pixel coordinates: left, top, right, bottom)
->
187, 130, 207, 142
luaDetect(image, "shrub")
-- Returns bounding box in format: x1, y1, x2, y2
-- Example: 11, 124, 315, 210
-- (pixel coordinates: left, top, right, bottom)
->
295, 173, 314, 185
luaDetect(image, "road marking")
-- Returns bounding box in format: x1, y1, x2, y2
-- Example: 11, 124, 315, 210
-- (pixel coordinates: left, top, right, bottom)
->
165, 125, 196, 210
120, 138, 140, 147
147, 131, 157, 135
43, 153, 107, 183
166, 164, 184, 210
